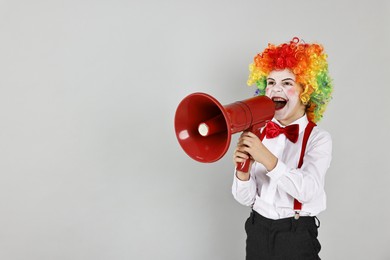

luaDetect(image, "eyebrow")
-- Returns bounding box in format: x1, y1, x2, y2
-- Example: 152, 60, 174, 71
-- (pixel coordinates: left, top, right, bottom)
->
282, 78, 295, 82
266, 77, 296, 82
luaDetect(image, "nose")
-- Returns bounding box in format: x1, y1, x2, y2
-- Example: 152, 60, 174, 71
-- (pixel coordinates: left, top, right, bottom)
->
271, 83, 283, 93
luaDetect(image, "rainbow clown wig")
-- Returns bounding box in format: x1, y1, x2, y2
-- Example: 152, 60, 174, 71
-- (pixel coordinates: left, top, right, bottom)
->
248, 37, 333, 123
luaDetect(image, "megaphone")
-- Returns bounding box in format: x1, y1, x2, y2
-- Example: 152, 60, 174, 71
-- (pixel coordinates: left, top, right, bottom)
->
174, 92, 275, 172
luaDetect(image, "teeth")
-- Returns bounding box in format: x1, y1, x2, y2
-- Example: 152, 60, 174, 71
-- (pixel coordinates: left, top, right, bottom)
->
272, 97, 287, 102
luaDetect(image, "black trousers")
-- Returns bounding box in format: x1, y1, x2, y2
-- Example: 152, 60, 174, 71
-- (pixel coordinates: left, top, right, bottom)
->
245, 210, 321, 260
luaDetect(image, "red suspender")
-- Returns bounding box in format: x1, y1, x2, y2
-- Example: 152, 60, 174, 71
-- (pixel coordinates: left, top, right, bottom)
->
297, 121, 317, 169
294, 121, 316, 211
260, 121, 317, 213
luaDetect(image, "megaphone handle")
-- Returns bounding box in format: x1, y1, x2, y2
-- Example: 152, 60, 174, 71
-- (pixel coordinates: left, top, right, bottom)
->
236, 122, 267, 173
237, 158, 251, 173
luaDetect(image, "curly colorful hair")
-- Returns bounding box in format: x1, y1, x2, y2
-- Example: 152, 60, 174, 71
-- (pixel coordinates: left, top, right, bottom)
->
248, 37, 333, 123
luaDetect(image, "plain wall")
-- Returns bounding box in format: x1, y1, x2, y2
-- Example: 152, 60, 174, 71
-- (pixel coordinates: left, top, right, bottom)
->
1, 0, 389, 259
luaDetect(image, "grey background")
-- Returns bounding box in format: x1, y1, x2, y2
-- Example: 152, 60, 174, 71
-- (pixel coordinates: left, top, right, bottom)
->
1, 0, 389, 259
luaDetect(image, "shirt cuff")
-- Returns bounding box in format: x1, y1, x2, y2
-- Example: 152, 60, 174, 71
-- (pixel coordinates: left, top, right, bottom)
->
266, 160, 287, 181
234, 171, 252, 185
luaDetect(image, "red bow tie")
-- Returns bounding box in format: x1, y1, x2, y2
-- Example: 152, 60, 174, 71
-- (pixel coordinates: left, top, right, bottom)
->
265, 121, 299, 143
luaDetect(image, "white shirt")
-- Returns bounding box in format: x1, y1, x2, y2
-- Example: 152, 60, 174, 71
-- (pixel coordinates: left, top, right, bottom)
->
232, 115, 332, 219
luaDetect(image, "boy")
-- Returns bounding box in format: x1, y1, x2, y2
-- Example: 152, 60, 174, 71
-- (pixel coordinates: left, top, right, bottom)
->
232, 37, 333, 259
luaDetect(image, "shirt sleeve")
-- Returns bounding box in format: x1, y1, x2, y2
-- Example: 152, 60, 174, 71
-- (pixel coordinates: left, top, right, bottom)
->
266, 129, 332, 203
231, 166, 257, 207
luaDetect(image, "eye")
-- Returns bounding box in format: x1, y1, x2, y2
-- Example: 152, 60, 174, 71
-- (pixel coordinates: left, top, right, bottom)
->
282, 81, 294, 87
266, 80, 275, 86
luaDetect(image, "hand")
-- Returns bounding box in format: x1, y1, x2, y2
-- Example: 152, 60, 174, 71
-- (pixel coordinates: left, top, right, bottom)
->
233, 132, 254, 181
238, 131, 263, 163
237, 131, 278, 172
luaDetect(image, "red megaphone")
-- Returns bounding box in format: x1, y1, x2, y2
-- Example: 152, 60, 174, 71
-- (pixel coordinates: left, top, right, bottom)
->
174, 92, 275, 172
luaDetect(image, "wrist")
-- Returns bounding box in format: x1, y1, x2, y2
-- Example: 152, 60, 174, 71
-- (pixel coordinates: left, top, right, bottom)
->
265, 157, 278, 172
236, 170, 250, 181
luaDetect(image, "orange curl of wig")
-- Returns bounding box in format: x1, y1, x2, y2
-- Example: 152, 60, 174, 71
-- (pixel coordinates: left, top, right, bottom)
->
248, 37, 333, 123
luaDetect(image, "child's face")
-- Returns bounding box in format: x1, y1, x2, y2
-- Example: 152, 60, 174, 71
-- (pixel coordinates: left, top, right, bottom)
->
265, 69, 306, 125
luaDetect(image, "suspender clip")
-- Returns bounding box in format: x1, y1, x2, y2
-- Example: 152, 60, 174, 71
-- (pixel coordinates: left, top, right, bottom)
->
294, 211, 300, 220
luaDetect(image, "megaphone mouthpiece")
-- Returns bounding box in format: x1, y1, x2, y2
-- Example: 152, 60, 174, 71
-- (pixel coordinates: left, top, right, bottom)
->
198, 123, 209, 137
198, 114, 226, 137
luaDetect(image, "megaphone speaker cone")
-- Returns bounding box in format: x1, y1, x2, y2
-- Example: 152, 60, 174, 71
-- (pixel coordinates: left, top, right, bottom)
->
174, 93, 231, 163
174, 92, 275, 164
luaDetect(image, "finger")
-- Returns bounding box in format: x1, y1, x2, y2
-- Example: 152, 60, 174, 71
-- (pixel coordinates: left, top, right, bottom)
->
236, 146, 249, 156
245, 131, 256, 138
234, 156, 249, 163
234, 147, 246, 156
234, 156, 247, 163
238, 132, 247, 140
241, 131, 252, 138
234, 150, 249, 159
241, 133, 258, 143
241, 138, 252, 148
237, 136, 250, 147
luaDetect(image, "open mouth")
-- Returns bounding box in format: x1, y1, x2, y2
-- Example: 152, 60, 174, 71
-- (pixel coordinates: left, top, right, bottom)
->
272, 97, 287, 110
